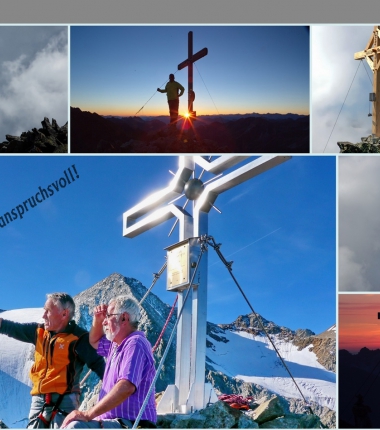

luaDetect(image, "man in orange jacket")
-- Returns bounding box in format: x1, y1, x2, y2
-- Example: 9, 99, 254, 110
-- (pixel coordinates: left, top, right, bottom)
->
157, 74, 185, 129
0, 292, 105, 428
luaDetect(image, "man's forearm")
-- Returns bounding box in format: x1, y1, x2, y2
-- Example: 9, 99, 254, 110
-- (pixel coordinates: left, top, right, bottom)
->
85, 379, 135, 420
89, 322, 104, 349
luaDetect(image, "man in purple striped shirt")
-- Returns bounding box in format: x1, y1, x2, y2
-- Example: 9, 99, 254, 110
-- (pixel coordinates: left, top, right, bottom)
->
62, 295, 157, 428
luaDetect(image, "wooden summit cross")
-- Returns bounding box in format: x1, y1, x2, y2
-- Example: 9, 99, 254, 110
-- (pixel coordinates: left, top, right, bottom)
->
178, 31, 208, 117
355, 25, 380, 137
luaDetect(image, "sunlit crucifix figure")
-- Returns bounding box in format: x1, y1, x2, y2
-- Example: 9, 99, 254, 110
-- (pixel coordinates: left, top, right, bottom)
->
354, 25, 380, 137
178, 31, 208, 118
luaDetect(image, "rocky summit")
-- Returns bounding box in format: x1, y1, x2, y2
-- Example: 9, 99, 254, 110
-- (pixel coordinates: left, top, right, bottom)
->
0, 117, 68, 153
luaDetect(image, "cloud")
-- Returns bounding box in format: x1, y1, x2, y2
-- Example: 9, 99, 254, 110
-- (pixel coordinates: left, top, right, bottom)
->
312, 26, 374, 153
339, 157, 380, 291
0, 29, 68, 139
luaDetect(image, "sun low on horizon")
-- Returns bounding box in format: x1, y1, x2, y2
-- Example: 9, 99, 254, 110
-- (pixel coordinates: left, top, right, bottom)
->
70, 26, 309, 119
339, 294, 380, 353
71, 102, 310, 118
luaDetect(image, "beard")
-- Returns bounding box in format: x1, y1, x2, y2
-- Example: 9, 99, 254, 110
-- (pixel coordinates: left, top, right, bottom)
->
104, 324, 121, 342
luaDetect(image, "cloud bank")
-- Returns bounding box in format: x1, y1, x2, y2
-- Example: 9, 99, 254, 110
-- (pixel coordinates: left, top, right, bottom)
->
339, 156, 380, 290
0, 27, 68, 140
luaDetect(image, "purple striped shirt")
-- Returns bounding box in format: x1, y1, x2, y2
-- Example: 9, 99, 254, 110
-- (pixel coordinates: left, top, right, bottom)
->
97, 331, 156, 422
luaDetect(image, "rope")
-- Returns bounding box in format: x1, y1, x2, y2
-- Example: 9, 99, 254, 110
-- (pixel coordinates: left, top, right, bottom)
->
323, 60, 363, 153
206, 235, 316, 416
152, 295, 178, 353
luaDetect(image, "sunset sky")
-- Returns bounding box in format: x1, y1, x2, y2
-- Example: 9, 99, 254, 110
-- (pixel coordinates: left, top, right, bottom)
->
70, 26, 310, 117
339, 294, 380, 353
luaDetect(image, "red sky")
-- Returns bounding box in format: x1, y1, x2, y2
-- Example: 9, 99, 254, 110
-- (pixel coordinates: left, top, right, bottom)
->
339, 294, 380, 353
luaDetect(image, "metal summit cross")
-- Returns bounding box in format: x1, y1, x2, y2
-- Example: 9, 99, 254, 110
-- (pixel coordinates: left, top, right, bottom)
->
123, 156, 291, 415
178, 31, 208, 117
354, 25, 380, 136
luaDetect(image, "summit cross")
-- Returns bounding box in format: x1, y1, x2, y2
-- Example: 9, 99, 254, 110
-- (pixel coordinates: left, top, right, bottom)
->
354, 25, 380, 136
178, 31, 208, 116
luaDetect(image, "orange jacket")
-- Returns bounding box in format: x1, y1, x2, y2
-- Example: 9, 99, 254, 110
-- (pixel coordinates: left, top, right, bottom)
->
30, 326, 87, 395
0, 319, 105, 395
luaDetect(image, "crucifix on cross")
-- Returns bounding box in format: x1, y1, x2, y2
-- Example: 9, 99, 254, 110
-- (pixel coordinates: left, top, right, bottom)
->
354, 25, 380, 136
178, 31, 208, 117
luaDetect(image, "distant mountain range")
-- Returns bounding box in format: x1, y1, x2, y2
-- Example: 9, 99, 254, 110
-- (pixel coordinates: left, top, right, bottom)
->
105, 113, 306, 123
0, 273, 334, 428
71, 107, 309, 153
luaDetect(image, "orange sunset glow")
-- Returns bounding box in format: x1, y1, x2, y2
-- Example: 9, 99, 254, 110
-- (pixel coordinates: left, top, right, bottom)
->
339, 294, 380, 353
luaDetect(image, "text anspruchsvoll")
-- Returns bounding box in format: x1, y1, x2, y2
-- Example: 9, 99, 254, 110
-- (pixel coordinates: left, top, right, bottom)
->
1, 165, 79, 228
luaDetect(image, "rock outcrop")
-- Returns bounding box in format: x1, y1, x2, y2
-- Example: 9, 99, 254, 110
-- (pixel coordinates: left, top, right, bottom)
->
218, 315, 336, 372
338, 135, 380, 153
155, 397, 322, 428
0, 117, 68, 153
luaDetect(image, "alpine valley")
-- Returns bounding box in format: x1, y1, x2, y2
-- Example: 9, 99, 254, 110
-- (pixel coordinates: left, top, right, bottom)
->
0, 274, 335, 428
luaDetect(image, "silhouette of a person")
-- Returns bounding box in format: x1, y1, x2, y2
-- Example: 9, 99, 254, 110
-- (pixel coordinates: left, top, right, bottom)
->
157, 74, 185, 129
352, 394, 372, 428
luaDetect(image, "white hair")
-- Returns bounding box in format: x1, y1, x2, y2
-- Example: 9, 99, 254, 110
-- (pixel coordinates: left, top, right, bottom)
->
110, 295, 141, 329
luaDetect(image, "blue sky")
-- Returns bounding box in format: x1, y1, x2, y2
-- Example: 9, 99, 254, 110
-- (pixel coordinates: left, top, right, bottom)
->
0, 155, 335, 334
70, 26, 310, 117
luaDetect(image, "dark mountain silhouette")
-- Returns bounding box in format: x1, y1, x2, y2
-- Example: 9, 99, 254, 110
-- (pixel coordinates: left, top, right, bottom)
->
70, 107, 309, 153
339, 348, 380, 428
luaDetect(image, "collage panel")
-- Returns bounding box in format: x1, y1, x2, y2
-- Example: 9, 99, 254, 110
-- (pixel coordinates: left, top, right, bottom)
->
0, 26, 68, 153
69, 25, 310, 154
0, 155, 336, 428
312, 25, 380, 154
339, 293, 380, 428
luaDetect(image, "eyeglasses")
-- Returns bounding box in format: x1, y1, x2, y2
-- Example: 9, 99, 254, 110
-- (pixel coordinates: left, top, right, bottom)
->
105, 313, 121, 319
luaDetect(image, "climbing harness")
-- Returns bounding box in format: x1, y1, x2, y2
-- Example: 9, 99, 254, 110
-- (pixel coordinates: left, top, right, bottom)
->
28, 393, 68, 428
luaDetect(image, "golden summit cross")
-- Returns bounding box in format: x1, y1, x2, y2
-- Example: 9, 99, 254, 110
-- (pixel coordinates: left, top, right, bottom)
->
355, 25, 380, 136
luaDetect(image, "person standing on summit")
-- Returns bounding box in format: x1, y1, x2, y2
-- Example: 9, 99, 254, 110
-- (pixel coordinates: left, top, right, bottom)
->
157, 74, 185, 128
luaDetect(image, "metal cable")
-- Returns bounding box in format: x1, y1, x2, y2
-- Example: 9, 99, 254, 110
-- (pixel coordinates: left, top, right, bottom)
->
79, 261, 167, 388
194, 63, 225, 122
323, 60, 363, 153
134, 71, 180, 116
139, 261, 167, 305
132, 240, 207, 429
206, 235, 316, 417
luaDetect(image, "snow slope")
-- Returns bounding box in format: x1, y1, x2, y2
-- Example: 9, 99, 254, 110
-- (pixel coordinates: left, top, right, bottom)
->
207, 329, 336, 410
0, 308, 43, 428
